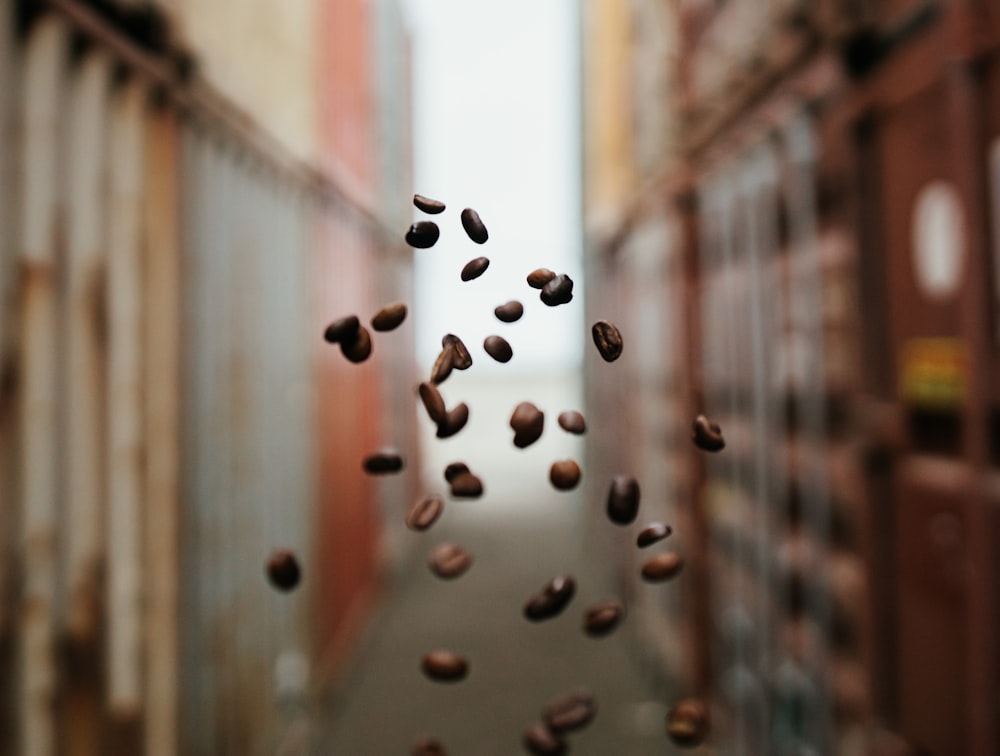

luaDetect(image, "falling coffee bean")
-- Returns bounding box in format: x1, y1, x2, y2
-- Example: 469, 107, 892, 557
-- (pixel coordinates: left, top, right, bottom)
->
266, 549, 301, 592
427, 543, 473, 579
666, 698, 709, 748
323, 314, 360, 344
591, 320, 623, 362
484, 335, 513, 363
557, 410, 586, 434
405, 220, 440, 249
371, 302, 408, 332
406, 496, 444, 531
418, 382, 447, 425
526, 268, 556, 289
540, 274, 574, 306
461, 256, 490, 281
413, 194, 446, 214
524, 575, 576, 621
692, 414, 725, 452
443, 461, 470, 483
549, 460, 581, 491
436, 402, 469, 439
522, 723, 566, 756
543, 691, 598, 733
582, 600, 625, 637
641, 552, 683, 582
494, 300, 524, 323
411, 737, 447, 756
430, 347, 455, 384
362, 450, 404, 474
637, 522, 673, 548
450, 471, 484, 499
442, 334, 473, 370
421, 650, 468, 682
606, 475, 640, 525
340, 325, 373, 363
460, 207, 488, 244
510, 401, 544, 448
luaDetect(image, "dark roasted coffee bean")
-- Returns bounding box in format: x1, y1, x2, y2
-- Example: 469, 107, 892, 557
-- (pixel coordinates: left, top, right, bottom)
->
340, 325, 373, 363
540, 274, 573, 306
371, 302, 407, 332
442, 334, 472, 370
443, 461, 470, 483
522, 723, 566, 756
405, 220, 440, 248
411, 736, 448, 756
421, 650, 468, 682
582, 600, 624, 637
591, 320, 623, 362
510, 402, 544, 448
526, 268, 556, 289
461, 256, 490, 281
606, 475, 640, 525
543, 691, 597, 733
406, 496, 444, 531
557, 410, 586, 434
413, 194, 446, 214
484, 335, 513, 363
266, 549, 301, 592
549, 460, 581, 491
666, 699, 709, 748
436, 402, 469, 439
323, 314, 360, 344
362, 450, 404, 474
524, 575, 576, 621
641, 552, 683, 582
450, 471, 484, 498
430, 346, 455, 384
418, 382, 447, 425
692, 414, 725, 452
637, 522, 673, 548
460, 207, 488, 244
428, 542, 473, 579
494, 300, 524, 322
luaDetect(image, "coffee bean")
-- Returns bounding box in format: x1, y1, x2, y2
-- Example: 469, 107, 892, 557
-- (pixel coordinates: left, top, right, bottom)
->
406, 496, 444, 531
418, 382, 447, 424
526, 268, 556, 289
421, 650, 468, 682
323, 314, 360, 344
371, 303, 408, 332
450, 471, 484, 499
484, 335, 513, 363
428, 542, 473, 579
591, 320, 623, 362
692, 414, 725, 452
494, 300, 524, 322
543, 691, 597, 733
413, 194, 446, 214
362, 450, 404, 474
461, 256, 490, 281
460, 208, 488, 244
582, 600, 624, 637
266, 549, 301, 592
436, 402, 469, 439
524, 575, 576, 621
637, 522, 673, 548
557, 410, 586, 434
540, 274, 573, 306
666, 698, 709, 748
442, 334, 473, 370
411, 736, 447, 756
549, 460, 581, 491
641, 552, 683, 582
430, 346, 455, 384
405, 220, 440, 249
340, 325, 373, 363
510, 402, 544, 448
443, 461, 470, 483
522, 723, 566, 756
606, 475, 640, 525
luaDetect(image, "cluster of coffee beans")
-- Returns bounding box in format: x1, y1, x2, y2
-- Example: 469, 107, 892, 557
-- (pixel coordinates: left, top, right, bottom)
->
265, 193, 725, 752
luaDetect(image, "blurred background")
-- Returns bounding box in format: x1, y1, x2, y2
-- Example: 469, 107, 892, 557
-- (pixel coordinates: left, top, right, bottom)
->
1, 0, 999, 754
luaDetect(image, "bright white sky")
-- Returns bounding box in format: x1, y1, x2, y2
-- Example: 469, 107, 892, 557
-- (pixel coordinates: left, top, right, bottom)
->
405, 0, 583, 374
